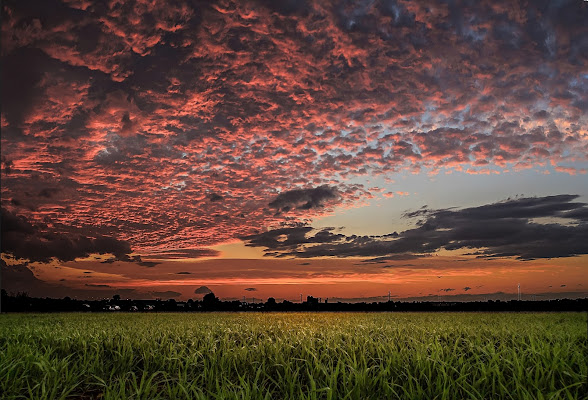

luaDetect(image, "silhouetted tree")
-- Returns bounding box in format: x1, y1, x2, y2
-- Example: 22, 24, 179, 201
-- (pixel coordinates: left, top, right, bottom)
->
165, 298, 177, 311
265, 297, 276, 310
203, 292, 218, 309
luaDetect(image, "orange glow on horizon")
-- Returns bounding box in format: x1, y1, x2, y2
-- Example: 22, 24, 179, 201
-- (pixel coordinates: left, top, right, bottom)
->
15, 254, 587, 301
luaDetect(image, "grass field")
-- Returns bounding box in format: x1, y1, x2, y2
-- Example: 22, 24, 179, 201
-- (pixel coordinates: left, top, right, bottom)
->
0, 312, 586, 399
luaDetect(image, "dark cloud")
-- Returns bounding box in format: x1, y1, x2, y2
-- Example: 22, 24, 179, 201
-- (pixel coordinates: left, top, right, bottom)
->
175, 271, 192, 275
1, 208, 133, 262
257, 0, 309, 16
2, 259, 141, 298
363, 253, 428, 263
243, 226, 344, 254
209, 193, 224, 202
1, 259, 59, 295
1, 48, 52, 129
1, 156, 13, 174
441, 288, 455, 292
244, 287, 257, 292
245, 195, 588, 260
137, 261, 161, 268
85, 283, 111, 288
194, 286, 212, 294
269, 186, 340, 213
38, 188, 61, 198
144, 249, 220, 259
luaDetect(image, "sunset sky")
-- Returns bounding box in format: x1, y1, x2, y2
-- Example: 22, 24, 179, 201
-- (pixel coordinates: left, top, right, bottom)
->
2, 0, 587, 302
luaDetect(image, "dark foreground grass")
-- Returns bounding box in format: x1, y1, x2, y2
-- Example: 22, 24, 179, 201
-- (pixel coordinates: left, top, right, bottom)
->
0, 312, 586, 399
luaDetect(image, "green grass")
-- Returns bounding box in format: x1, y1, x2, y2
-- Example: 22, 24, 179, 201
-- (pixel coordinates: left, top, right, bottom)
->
0, 312, 586, 399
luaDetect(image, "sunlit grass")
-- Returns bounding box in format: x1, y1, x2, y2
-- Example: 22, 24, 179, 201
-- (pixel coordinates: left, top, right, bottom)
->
0, 313, 586, 399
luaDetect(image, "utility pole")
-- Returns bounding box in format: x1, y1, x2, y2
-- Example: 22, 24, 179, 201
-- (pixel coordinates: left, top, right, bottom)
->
388, 291, 391, 302
517, 283, 521, 301
300, 293, 302, 303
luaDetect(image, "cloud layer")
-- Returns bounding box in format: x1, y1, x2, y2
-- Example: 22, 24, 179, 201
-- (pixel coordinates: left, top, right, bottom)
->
244, 195, 588, 260
2, 0, 588, 257
1, 208, 133, 262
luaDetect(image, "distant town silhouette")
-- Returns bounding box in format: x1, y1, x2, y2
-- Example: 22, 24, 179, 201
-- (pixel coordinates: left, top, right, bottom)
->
2, 290, 586, 313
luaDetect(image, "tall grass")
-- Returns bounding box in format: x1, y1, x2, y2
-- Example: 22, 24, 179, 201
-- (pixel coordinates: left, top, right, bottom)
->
1, 313, 586, 399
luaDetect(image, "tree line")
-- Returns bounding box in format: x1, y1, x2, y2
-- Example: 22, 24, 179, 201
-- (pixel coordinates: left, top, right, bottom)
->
2, 290, 587, 312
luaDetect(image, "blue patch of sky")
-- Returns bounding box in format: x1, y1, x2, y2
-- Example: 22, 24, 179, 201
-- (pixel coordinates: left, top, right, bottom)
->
313, 167, 588, 237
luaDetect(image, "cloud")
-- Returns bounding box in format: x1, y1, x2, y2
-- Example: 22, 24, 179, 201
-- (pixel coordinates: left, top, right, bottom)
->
244, 287, 257, 291
1, 259, 141, 298
194, 286, 213, 294
269, 185, 340, 213
1, 156, 13, 174
1, 208, 134, 263
209, 193, 224, 202
1, 0, 587, 257
175, 271, 192, 275
1, 259, 60, 296
137, 261, 161, 268
245, 195, 588, 260
441, 288, 455, 292
464, 287, 472, 291
143, 249, 220, 259
38, 188, 61, 198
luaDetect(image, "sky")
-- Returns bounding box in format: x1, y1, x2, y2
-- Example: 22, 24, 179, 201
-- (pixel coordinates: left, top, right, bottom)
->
1, 0, 588, 302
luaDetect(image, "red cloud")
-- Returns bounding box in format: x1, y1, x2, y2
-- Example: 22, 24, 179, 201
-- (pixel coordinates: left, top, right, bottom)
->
2, 0, 587, 258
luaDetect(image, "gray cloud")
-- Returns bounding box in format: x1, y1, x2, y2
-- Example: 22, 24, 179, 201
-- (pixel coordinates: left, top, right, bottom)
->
1, 208, 134, 263
137, 261, 161, 268
209, 193, 224, 202
269, 185, 340, 213
194, 286, 213, 294
144, 249, 220, 259
245, 195, 588, 261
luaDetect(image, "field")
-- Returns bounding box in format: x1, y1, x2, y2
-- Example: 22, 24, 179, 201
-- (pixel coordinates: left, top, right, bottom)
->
0, 313, 586, 399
